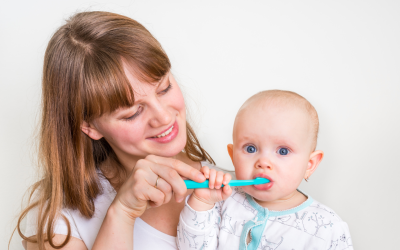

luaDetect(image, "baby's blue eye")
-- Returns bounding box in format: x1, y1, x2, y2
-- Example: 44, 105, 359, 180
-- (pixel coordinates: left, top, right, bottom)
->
246, 145, 257, 153
278, 148, 289, 155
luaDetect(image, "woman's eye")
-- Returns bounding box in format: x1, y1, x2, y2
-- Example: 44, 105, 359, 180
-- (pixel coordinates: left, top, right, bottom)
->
245, 145, 257, 153
159, 83, 172, 95
125, 106, 143, 121
278, 148, 289, 155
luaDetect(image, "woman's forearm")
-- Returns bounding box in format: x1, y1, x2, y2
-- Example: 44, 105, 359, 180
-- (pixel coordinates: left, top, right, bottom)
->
92, 205, 135, 250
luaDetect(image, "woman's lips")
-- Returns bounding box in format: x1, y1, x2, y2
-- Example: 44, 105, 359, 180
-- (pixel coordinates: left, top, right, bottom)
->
253, 173, 273, 190
147, 121, 179, 143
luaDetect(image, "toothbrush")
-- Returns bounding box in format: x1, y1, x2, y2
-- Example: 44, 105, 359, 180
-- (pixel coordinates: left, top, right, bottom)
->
184, 178, 270, 189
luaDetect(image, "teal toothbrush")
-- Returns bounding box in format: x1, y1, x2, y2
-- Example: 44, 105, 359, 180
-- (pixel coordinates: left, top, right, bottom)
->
184, 178, 270, 189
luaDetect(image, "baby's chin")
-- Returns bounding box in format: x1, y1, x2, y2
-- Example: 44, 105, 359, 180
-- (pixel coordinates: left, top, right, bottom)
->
241, 186, 277, 202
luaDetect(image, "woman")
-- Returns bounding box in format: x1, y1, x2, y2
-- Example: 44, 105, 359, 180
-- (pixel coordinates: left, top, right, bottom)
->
17, 11, 232, 250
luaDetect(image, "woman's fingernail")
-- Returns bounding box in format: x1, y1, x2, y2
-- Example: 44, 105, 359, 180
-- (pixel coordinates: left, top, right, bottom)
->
198, 173, 205, 179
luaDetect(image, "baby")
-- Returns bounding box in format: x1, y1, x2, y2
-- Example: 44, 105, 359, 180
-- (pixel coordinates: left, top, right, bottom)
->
176, 90, 353, 250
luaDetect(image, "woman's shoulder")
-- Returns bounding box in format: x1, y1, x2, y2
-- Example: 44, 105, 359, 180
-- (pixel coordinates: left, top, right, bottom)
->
23, 197, 85, 248
23, 173, 115, 249
201, 161, 236, 180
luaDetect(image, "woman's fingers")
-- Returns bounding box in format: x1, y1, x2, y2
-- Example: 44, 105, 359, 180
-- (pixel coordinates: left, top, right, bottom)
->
146, 187, 166, 208
133, 170, 172, 208
140, 158, 191, 202
127, 168, 166, 209
145, 155, 205, 182
154, 178, 173, 204
112, 156, 201, 220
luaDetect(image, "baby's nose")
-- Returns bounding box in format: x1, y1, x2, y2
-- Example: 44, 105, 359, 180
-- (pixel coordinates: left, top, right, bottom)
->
255, 158, 273, 169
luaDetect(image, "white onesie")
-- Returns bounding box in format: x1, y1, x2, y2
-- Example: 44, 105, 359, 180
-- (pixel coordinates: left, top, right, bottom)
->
177, 187, 353, 250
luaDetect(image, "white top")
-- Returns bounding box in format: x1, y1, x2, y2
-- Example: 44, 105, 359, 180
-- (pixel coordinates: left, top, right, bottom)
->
177, 187, 353, 250
22, 161, 234, 250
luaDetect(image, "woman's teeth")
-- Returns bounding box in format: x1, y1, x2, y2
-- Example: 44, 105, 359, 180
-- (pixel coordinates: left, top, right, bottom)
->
155, 126, 173, 138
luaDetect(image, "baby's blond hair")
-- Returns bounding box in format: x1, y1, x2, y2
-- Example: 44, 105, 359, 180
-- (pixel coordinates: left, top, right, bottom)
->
237, 90, 319, 151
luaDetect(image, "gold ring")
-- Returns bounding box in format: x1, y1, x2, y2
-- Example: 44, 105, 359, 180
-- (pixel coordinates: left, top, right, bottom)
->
155, 176, 160, 188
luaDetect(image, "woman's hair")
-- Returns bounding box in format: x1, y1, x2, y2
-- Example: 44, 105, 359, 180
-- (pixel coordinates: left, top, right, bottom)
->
14, 11, 214, 250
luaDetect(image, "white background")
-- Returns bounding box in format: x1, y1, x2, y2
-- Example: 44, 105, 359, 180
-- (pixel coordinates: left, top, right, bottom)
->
1, 1, 399, 249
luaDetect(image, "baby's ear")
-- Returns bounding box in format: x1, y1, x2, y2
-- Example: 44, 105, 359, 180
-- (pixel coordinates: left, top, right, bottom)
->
305, 150, 324, 179
227, 144, 234, 163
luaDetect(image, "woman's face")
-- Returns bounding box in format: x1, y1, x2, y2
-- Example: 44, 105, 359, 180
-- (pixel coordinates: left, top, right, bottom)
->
86, 64, 187, 165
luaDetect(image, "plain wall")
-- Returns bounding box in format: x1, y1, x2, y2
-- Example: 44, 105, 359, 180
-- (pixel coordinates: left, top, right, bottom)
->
1, 1, 399, 249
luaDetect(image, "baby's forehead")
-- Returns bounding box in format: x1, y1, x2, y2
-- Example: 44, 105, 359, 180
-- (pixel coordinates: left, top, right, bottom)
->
237, 96, 308, 119
233, 91, 319, 149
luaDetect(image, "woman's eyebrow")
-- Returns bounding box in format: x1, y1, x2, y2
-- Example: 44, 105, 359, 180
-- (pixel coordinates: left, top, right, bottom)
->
156, 74, 168, 87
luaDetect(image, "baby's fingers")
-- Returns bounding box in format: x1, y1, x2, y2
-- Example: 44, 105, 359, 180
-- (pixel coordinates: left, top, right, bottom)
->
200, 166, 210, 179
221, 185, 232, 200
214, 171, 224, 189
222, 173, 232, 186
209, 169, 216, 189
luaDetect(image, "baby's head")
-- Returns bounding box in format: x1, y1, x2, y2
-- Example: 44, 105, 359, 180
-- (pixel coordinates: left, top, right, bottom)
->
227, 90, 324, 205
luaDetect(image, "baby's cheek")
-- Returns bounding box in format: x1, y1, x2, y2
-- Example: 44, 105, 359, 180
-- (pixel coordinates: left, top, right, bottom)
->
234, 167, 251, 181
240, 186, 253, 195
283, 172, 304, 189
233, 157, 253, 179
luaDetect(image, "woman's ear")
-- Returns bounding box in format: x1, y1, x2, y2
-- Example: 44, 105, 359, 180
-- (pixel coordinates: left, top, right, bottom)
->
81, 121, 104, 140
227, 144, 234, 163
304, 150, 324, 179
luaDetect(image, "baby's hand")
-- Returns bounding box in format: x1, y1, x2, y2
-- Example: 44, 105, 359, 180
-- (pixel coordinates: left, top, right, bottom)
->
188, 166, 232, 211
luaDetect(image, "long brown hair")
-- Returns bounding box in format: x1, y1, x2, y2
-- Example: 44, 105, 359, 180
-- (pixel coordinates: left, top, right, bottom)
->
13, 11, 214, 250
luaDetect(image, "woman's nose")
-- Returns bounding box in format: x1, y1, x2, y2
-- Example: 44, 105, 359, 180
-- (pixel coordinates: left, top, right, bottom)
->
148, 98, 172, 127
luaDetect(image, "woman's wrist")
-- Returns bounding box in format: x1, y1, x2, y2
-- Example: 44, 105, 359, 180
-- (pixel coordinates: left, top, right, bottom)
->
188, 193, 215, 211
92, 202, 135, 249
107, 202, 137, 227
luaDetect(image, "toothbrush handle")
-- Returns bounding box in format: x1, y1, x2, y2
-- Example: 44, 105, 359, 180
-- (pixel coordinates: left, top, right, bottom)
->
184, 178, 270, 189
228, 180, 257, 187
184, 179, 260, 189
184, 180, 210, 189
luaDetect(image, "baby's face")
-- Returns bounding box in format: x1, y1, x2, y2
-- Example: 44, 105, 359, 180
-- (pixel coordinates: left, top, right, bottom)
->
231, 101, 314, 203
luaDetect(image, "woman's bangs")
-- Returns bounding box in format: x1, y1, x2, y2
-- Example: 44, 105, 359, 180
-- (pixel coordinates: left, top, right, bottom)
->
80, 17, 171, 120
82, 53, 135, 120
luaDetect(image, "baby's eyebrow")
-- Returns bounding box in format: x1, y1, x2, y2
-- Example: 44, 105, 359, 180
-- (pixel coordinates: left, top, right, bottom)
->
235, 135, 254, 143
274, 139, 298, 149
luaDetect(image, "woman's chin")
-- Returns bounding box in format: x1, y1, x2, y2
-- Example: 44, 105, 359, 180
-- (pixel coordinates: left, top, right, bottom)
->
149, 138, 187, 158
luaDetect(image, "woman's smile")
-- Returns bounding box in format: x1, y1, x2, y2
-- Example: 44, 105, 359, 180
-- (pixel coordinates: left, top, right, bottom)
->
148, 120, 179, 143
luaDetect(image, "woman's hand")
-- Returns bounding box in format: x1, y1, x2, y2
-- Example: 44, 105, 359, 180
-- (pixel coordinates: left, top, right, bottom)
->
188, 166, 232, 211
111, 155, 206, 221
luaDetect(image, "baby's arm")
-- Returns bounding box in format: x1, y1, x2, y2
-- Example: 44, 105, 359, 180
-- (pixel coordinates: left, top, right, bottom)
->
176, 167, 232, 250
